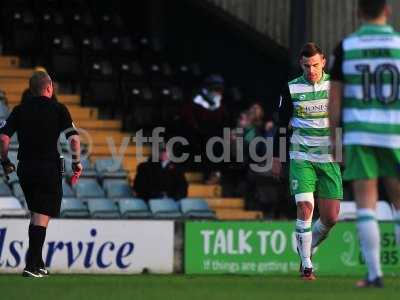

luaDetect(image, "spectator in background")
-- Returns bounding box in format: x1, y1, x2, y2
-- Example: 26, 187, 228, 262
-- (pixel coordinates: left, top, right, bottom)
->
263, 117, 275, 137
224, 110, 256, 197
181, 74, 227, 185
230, 110, 258, 163
133, 145, 188, 201
224, 103, 290, 218
248, 102, 265, 129
21, 67, 58, 103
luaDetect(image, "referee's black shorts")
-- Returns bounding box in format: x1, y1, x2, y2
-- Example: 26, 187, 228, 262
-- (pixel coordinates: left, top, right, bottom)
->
17, 161, 62, 218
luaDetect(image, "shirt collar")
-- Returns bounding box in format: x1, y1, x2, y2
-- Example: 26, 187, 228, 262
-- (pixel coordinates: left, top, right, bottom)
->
358, 24, 394, 34
302, 72, 327, 86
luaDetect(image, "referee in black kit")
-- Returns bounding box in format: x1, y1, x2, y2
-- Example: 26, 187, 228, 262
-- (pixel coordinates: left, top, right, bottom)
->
0, 71, 83, 278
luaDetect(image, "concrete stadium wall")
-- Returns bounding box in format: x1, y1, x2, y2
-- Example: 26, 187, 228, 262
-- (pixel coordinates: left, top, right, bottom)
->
208, 0, 400, 56
311, 0, 400, 55
208, 0, 291, 48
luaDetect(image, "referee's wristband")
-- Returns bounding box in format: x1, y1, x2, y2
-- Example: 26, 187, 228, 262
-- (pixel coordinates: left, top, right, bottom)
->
72, 154, 80, 163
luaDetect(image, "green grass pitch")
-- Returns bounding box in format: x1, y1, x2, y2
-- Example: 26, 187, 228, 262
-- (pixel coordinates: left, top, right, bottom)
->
0, 274, 399, 300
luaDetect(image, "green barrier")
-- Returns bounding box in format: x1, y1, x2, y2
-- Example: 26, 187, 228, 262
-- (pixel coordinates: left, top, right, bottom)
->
185, 221, 400, 276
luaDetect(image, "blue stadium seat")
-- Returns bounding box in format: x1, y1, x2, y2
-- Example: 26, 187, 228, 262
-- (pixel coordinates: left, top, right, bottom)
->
118, 198, 152, 219
103, 179, 133, 198
118, 60, 144, 83
8, 9, 39, 63
65, 157, 97, 178
67, 11, 96, 40
94, 158, 128, 180
8, 150, 18, 162
180, 198, 215, 219
9, 134, 19, 151
7, 151, 20, 183
60, 198, 90, 218
98, 13, 125, 38
82, 58, 118, 112
0, 101, 10, 119
11, 182, 24, 199
149, 198, 182, 219
62, 178, 75, 198
47, 34, 80, 83
6, 172, 19, 185
73, 178, 105, 198
0, 196, 27, 217
0, 180, 13, 197
87, 198, 120, 219
18, 196, 27, 209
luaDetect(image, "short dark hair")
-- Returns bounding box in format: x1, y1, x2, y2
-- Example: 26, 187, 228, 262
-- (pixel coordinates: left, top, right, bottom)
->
29, 71, 52, 96
300, 42, 324, 58
358, 0, 387, 19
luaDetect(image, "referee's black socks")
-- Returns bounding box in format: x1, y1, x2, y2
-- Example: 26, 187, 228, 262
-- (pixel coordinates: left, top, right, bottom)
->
26, 224, 47, 271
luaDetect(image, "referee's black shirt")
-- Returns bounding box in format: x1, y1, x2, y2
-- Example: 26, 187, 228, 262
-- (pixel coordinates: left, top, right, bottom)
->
0, 96, 78, 162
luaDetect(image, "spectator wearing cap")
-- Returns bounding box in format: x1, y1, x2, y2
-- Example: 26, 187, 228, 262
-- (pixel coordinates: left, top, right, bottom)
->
181, 74, 228, 184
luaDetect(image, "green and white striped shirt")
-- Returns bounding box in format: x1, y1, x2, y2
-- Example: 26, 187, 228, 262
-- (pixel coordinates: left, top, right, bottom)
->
288, 73, 333, 163
331, 24, 400, 149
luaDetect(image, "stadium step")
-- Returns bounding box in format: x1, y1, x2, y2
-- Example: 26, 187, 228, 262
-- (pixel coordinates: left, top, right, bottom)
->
90, 145, 151, 157
0, 56, 20, 68
185, 172, 204, 183
205, 198, 245, 210
68, 107, 98, 120
76, 120, 121, 130
128, 171, 204, 184
188, 184, 222, 198
0, 68, 33, 79
58, 94, 80, 105
90, 155, 147, 172
0, 82, 28, 93
83, 130, 130, 145
5, 93, 80, 105
215, 209, 263, 220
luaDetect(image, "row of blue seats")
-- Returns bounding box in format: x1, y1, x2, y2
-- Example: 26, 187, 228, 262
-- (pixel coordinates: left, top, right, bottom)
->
0, 197, 215, 220
0, 178, 133, 200
0, 154, 130, 183
61, 198, 215, 219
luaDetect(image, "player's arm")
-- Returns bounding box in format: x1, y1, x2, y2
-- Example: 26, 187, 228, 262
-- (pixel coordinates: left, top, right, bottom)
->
0, 107, 18, 176
328, 42, 344, 161
0, 134, 10, 161
59, 104, 83, 180
272, 83, 293, 179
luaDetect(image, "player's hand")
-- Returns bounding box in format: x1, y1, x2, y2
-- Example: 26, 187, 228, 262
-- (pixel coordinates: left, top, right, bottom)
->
272, 157, 282, 180
71, 162, 83, 185
71, 162, 83, 177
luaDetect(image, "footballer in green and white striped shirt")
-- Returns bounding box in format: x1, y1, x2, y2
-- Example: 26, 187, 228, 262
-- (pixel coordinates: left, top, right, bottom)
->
273, 43, 343, 281
329, 0, 400, 289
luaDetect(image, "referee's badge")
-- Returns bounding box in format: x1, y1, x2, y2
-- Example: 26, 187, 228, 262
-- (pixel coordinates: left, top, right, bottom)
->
0, 120, 6, 129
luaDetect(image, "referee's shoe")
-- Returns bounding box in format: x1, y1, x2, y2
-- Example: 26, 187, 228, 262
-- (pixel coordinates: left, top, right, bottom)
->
38, 267, 50, 276
22, 269, 44, 278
